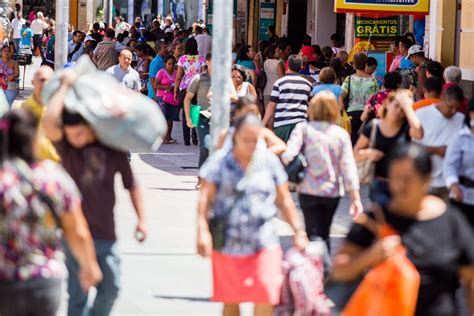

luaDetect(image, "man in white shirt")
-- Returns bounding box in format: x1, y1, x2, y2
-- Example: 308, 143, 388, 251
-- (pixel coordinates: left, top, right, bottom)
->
31, 12, 47, 56
331, 33, 346, 55
67, 31, 85, 63
196, 27, 212, 58
414, 86, 465, 201
10, 12, 25, 52
106, 49, 141, 91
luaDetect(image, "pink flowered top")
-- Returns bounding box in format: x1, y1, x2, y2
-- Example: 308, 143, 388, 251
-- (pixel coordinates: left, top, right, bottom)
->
177, 54, 206, 91
0, 159, 81, 281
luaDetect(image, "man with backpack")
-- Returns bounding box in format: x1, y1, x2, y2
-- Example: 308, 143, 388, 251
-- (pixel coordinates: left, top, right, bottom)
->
67, 31, 85, 63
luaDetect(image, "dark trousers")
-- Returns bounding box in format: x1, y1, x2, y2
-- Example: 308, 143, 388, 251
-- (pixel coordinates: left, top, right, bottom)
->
33, 34, 43, 56
299, 193, 340, 251
0, 278, 62, 316
196, 114, 210, 168
348, 110, 363, 145
178, 89, 197, 144
451, 200, 474, 229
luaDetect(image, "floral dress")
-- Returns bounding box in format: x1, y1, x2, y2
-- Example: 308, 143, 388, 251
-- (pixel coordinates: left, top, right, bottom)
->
0, 158, 80, 281
177, 54, 206, 91
0, 60, 15, 91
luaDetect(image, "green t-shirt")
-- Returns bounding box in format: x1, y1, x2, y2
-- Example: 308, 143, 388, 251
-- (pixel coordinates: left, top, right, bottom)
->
341, 75, 379, 112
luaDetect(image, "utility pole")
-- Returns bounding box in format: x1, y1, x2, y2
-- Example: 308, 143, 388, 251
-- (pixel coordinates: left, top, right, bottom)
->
210, 0, 233, 153
128, 0, 134, 24
54, 0, 69, 69
104, 0, 112, 26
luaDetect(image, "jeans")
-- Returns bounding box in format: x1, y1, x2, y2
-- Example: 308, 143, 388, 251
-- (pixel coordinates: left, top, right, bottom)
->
369, 178, 391, 206
0, 278, 62, 316
4, 89, 18, 107
13, 38, 21, 52
65, 239, 120, 316
196, 114, 210, 168
33, 34, 43, 56
299, 193, 340, 251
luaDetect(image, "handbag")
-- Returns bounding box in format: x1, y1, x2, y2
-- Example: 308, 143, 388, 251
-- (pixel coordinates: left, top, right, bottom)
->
357, 119, 378, 185
208, 190, 244, 250
285, 125, 308, 184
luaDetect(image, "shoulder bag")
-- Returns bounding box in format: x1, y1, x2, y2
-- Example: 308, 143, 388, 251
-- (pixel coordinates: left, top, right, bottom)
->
209, 189, 244, 250
357, 119, 378, 185
285, 125, 308, 184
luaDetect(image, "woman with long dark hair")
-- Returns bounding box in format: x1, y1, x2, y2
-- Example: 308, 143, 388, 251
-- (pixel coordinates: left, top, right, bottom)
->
235, 44, 257, 85
332, 143, 474, 316
173, 38, 204, 146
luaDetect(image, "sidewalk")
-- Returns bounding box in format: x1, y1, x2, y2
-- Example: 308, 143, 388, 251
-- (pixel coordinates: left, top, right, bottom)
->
16, 58, 368, 315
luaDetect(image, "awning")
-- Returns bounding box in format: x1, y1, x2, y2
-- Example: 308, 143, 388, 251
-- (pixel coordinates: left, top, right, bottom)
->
334, 0, 430, 15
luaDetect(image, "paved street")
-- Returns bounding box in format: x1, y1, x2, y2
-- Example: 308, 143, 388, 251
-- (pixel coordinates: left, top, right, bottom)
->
17, 58, 369, 316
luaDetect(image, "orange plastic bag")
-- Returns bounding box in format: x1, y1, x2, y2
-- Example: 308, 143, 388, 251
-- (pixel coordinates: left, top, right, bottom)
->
342, 225, 420, 316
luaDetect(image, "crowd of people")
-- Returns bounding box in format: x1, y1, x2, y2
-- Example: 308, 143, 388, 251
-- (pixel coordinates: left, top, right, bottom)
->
0, 5, 473, 316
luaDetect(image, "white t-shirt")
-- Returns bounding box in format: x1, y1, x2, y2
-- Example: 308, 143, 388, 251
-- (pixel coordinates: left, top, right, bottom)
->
414, 105, 465, 188
11, 18, 26, 39
31, 19, 47, 35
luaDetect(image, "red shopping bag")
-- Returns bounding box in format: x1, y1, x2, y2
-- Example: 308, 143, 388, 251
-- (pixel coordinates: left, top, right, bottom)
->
342, 224, 420, 316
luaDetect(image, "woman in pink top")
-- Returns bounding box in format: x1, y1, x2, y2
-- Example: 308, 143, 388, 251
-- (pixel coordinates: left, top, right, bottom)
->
155, 55, 179, 144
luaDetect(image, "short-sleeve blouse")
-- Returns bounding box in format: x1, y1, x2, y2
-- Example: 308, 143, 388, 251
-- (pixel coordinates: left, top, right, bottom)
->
199, 147, 288, 256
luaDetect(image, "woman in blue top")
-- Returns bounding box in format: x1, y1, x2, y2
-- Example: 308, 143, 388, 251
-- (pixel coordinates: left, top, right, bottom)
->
235, 44, 256, 85
311, 67, 343, 99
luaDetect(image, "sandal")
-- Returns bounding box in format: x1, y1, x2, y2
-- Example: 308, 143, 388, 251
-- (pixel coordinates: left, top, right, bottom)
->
163, 138, 178, 144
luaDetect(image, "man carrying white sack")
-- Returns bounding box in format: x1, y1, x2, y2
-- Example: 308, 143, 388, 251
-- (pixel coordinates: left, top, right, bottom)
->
42, 70, 147, 316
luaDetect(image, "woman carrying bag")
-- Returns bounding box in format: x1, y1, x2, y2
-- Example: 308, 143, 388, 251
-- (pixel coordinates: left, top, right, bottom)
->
197, 114, 308, 316
331, 143, 474, 316
283, 91, 362, 251
354, 90, 423, 206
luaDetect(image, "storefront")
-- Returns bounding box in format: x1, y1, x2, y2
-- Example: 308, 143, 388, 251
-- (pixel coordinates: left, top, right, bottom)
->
334, 0, 429, 86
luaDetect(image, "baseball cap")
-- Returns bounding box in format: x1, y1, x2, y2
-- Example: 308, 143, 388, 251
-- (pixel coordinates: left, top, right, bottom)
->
84, 35, 96, 42
301, 46, 316, 62
407, 44, 424, 57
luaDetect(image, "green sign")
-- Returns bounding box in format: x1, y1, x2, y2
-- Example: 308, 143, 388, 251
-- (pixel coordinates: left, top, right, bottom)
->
355, 16, 399, 39
206, 0, 238, 35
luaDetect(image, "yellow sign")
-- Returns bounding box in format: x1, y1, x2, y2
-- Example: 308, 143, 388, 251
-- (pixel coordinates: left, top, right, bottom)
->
335, 0, 430, 14
347, 41, 376, 63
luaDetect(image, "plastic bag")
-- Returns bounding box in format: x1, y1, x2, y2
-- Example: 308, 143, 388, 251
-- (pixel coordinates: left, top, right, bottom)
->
42, 56, 167, 152
275, 240, 332, 316
338, 110, 351, 134
342, 224, 420, 316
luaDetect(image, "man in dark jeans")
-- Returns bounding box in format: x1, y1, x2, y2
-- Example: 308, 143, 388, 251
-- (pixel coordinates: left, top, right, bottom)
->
184, 53, 213, 168
31, 12, 47, 56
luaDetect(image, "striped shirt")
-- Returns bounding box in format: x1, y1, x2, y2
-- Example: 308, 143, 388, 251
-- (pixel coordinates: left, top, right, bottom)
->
270, 74, 312, 128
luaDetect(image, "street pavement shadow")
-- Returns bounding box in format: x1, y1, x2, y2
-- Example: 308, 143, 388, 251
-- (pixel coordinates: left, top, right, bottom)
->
139, 153, 199, 177
153, 295, 211, 303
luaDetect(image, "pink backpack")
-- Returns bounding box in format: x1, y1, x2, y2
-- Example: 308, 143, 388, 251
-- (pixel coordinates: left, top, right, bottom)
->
275, 241, 332, 316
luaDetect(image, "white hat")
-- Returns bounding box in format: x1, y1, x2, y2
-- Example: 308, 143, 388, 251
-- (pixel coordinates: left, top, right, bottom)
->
407, 44, 424, 57
85, 35, 96, 42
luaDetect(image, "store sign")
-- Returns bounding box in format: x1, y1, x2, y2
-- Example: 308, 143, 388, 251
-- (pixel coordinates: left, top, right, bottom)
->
355, 16, 399, 39
259, 0, 275, 41
335, 0, 430, 14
